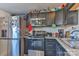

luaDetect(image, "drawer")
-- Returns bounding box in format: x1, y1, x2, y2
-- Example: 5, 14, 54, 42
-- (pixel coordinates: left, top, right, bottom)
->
45, 45, 56, 50
45, 39, 56, 42
45, 50, 56, 56
45, 43, 55, 45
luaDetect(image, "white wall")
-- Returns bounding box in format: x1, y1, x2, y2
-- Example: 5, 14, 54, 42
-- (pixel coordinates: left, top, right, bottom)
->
0, 10, 11, 56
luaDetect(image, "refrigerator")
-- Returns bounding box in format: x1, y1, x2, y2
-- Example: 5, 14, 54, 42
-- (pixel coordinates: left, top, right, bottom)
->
11, 16, 20, 56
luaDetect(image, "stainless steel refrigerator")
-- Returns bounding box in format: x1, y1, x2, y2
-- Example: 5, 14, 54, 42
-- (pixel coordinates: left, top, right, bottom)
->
11, 16, 20, 56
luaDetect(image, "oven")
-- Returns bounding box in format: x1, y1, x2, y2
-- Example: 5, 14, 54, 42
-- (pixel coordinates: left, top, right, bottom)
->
27, 37, 44, 56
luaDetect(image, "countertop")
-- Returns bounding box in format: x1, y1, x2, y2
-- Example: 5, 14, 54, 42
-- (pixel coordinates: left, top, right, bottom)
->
45, 37, 79, 56
55, 38, 79, 56
25, 36, 79, 56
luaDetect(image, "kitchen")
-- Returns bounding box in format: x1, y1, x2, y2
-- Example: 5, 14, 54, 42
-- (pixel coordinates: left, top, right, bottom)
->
24, 3, 79, 56
0, 3, 79, 56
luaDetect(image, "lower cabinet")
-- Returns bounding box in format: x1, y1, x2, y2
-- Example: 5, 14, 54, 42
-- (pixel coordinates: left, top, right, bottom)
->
44, 39, 67, 56
56, 42, 66, 56
24, 38, 68, 56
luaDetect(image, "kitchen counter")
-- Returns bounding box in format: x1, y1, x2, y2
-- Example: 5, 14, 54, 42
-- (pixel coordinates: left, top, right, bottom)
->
25, 36, 79, 56
54, 37, 79, 56
45, 37, 79, 56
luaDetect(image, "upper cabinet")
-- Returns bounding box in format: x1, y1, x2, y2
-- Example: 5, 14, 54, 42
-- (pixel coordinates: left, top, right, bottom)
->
55, 9, 78, 26
55, 10, 64, 26
28, 13, 47, 26
47, 12, 56, 26
66, 11, 78, 25
28, 11, 56, 27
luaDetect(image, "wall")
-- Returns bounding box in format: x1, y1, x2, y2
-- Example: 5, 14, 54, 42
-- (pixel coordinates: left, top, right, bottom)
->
0, 10, 11, 56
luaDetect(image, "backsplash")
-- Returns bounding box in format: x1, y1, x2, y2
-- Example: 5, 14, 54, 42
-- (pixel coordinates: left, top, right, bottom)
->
33, 27, 61, 33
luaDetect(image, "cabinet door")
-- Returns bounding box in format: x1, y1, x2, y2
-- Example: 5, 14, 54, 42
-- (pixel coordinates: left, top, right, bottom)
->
55, 10, 64, 26
44, 39, 56, 56
45, 39, 56, 50
56, 42, 66, 56
67, 11, 78, 25
47, 12, 55, 26
44, 39, 67, 56
24, 38, 28, 54
45, 50, 56, 56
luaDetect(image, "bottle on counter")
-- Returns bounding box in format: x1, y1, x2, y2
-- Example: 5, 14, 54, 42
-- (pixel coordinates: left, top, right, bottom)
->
58, 29, 64, 38
52, 33, 55, 37
70, 34, 75, 48
65, 31, 70, 38
55, 32, 59, 37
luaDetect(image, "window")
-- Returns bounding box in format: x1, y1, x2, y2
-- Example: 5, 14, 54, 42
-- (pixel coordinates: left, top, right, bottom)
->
1, 30, 7, 37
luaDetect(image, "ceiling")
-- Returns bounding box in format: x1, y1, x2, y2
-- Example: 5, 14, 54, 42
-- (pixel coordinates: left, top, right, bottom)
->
70, 3, 79, 11
0, 3, 62, 15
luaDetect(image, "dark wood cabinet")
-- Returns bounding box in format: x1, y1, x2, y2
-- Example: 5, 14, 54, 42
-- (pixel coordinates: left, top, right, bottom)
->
44, 39, 67, 56
55, 10, 64, 26
66, 11, 78, 25
44, 39, 56, 56
55, 40, 66, 56
46, 12, 56, 26
24, 38, 68, 56
28, 12, 56, 27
